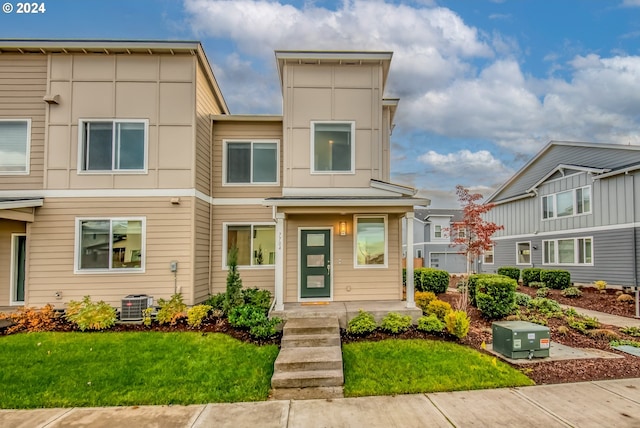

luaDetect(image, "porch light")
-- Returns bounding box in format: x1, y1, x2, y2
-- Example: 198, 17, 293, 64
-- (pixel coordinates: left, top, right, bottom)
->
339, 221, 347, 236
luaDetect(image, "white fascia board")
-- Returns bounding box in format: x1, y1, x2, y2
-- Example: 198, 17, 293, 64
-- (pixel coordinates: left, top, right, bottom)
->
370, 180, 417, 196
492, 192, 536, 206
263, 198, 430, 208
593, 164, 640, 180
0, 199, 43, 209
526, 164, 610, 192
282, 187, 400, 197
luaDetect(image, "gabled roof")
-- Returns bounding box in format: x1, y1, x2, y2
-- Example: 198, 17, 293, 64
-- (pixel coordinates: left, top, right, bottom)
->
487, 141, 640, 204
415, 208, 463, 223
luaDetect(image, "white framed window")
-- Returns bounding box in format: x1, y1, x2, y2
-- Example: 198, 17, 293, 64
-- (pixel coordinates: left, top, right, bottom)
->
516, 241, 531, 265
79, 119, 148, 172
543, 237, 593, 265
416, 249, 423, 259
457, 227, 466, 239
0, 119, 31, 174
223, 140, 279, 185
354, 215, 387, 268
223, 223, 276, 267
311, 121, 355, 173
75, 218, 145, 273
434, 225, 442, 238
541, 186, 591, 219
483, 245, 494, 265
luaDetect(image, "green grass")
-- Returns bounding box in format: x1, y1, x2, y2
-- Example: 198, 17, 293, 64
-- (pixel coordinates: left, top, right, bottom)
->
343, 339, 534, 397
0, 332, 278, 409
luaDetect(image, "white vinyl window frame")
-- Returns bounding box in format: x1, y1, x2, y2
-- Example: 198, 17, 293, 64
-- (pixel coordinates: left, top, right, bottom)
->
77, 119, 149, 174
354, 215, 388, 269
222, 222, 277, 269
74, 217, 146, 274
310, 121, 356, 174
483, 244, 494, 265
516, 241, 532, 265
222, 139, 280, 186
541, 186, 591, 220
542, 236, 594, 266
0, 119, 31, 175
10, 233, 27, 305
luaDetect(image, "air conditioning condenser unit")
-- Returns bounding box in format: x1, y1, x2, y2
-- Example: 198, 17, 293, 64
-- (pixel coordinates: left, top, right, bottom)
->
121, 295, 153, 321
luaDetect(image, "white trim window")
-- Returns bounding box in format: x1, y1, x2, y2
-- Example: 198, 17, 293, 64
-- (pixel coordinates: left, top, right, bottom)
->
224, 223, 276, 267
434, 225, 442, 238
224, 140, 279, 185
483, 245, 494, 265
354, 215, 387, 268
543, 237, 593, 265
542, 186, 591, 219
311, 121, 355, 174
75, 218, 145, 273
516, 241, 531, 265
0, 119, 31, 174
416, 248, 423, 259
79, 119, 148, 172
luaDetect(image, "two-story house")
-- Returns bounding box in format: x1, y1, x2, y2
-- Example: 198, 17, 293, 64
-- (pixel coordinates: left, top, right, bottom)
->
482, 141, 640, 288
0, 41, 428, 312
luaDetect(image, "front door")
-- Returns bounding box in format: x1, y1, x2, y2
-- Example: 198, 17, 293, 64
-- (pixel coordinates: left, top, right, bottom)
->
300, 229, 331, 299
11, 234, 26, 305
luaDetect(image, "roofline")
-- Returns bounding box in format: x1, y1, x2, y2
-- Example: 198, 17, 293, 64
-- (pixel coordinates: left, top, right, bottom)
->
0, 198, 44, 210
210, 114, 283, 122
526, 164, 610, 193
492, 193, 536, 206
263, 197, 429, 208
370, 179, 416, 196
594, 163, 640, 180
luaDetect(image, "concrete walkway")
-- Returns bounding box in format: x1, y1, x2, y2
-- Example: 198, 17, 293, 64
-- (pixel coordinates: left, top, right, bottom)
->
562, 305, 640, 328
2, 378, 640, 427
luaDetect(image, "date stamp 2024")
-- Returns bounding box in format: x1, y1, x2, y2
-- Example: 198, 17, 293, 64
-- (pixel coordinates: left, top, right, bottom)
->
2, 2, 46, 14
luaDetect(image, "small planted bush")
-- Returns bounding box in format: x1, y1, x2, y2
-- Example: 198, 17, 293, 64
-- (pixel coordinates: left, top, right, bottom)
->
514, 292, 532, 307
528, 281, 546, 289
380, 312, 412, 334
66, 296, 117, 331
529, 298, 562, 317
475, 276, 517, 319
187, 304, 212, 327
445, 310, 470, 339
2, 304, 62, 334
467, 274, 504, 307
415, 291, 437, 313
536, 287, 550, 298
425, 299, 452, 321
156, 294, 187, 325
242, 288, 272, 311
521, 268, 542, 287
497, 266, 520, 282
561, 286, 582, 298
416, 314, 444, 333
415, 268, 450, 294
540, 269, 571, 290
228, 304, 280, 339
618, 294, 634, 303
347, 310, 377, 335
204, 292, 227, 312
594, 280, 608, 292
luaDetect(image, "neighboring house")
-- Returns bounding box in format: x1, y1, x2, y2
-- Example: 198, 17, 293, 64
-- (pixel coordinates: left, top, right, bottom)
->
482, 141, 640, 288
0, 40, 428, 310
403, 208, 467, 274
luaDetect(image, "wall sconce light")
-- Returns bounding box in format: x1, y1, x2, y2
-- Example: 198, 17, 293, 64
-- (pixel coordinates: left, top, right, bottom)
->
339, 221, 347, 236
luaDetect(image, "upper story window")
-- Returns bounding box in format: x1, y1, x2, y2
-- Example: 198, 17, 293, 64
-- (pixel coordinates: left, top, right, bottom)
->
434, 225, 442, 238
542, 186, 591, 219
311, 122, 355, 173
80, 120, 147, 172
76, 218, 144, 273
483, 245, 494, 265
457, 227, 466, 239
0, 119, 30, 174
224, 140, 278, 185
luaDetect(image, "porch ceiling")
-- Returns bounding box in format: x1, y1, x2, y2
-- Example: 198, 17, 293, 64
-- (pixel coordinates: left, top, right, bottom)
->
264, 196, 429, 211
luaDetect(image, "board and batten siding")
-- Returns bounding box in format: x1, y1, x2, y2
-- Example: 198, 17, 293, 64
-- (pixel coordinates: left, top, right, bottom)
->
0, 54, 47, 189
0, 220, 27, 305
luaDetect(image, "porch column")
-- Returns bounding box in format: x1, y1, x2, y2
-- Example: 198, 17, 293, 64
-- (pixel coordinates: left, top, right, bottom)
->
274, 212, 285, 311
405, 211, 416, 308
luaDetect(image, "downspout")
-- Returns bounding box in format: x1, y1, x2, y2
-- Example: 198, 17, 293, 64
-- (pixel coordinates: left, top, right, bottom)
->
630, 172, 639, 318
207, 118, 214, 296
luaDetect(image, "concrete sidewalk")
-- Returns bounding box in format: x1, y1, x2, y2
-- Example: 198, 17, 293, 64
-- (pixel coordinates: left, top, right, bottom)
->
562, 305, 640, 328
2, 378, 640, 428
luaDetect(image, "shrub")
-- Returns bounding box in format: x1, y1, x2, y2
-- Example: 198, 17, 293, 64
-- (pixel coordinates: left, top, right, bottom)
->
156, 294, 187, 325
497, 266, 520, 282
567, 315, 600, 334
380, 312, 412, 334
475, 276, 517, 319
611, 339, 640, 348
187, 304, 212, 327
242, 288, 272, 311
621, 326, 640, 337
228, 304, 281, 339
2, 304, 62, 334
618, 294, 634, 303
249, 317, 282, 340
415, 268, 450, 294
514, 292, 532, 307
204, 292, 226, 312
425, 299, 453, 321
587, 329, 620, 340
536, 287, 550, 298
142, 307, 154, 327
594, 280, 608, 292
540, 270, 571, 289
561, 286, 582, 298
556, 326, 569, 335
528, 297, 562, 317
445, 310, 470, 339
528, 281, 546, 289
225, 247, 244, 313
415, 291, 437, 313
467, 274, 504, 306
66, 296, 117, 331
521, 268, 542, 286
347, 310, 377, 335
416, 314, 444, 333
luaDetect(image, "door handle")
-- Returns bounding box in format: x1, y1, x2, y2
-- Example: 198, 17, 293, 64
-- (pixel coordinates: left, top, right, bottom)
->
327, 260, 331, 275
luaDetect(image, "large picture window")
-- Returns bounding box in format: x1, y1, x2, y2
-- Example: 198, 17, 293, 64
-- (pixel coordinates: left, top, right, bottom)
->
312, 122, 354, 173
355, 216, 387, 267
225, 224, 276, 267
80, 120, 147, 172
77, 218, 144, 272
542, 186, 591, 219
543, 237, 593, 265
225, 140, 278, 184
0, 119, 30, 174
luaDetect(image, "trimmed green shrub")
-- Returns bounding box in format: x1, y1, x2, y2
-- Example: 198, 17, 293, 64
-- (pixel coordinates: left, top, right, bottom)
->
187, 304, 212, 327
475, 276, 517, 319
156, 294, 188, 325
497, 266, 520, 282
514, 292, 532, 307
347, 310, 377, 335
536, 287, 550, 298
415, 291, 437, 313
445, 310, 470, 339
415, 268, 450, 294
204, 292, 226, 312
228, 304, 281, 339
528, 297, 562, 317
425, 299, 452, 321
242, 288, 272, 311
522, 268, 542, 286
468, 273, 504, 306
380, 312, 412, 334
416, 314, 444, 333
540, 269, 571, 289
528, 281, 546, 289
66, 296, 117, 331
561, 286, 582, 298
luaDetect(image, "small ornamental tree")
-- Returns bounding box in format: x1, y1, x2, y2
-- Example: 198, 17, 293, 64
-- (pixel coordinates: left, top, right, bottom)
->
224, 246, 244, 313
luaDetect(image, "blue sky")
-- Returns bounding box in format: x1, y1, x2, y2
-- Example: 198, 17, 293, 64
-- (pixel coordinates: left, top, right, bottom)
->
2, 0, 640, 207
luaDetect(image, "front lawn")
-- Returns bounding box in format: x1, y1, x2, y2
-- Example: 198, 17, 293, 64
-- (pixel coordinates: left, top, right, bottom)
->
0, 332, 278, 409
342, 339, 534, 397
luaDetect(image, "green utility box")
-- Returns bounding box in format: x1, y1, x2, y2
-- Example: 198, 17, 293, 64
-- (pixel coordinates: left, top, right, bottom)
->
492, 321, 550, 359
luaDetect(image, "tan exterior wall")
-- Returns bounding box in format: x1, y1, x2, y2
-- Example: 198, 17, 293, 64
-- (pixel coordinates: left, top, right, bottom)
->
0, 54, 47, 189
284, 212, 402, 303
27, 196, 196, 308
194, 196, 211, 303
0, 220, 27, 305
46, 53, 197, 190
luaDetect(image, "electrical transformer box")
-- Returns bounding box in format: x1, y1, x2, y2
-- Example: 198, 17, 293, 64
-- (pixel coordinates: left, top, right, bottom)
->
492, 321, 550, 359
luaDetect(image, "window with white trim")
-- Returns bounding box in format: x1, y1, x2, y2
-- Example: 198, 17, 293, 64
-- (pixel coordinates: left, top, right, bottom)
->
434, 225, 442, 238
355, 215, 387, 267
416, 249, 423, 259
0, 119, 30, 174
224, 140, 278, 184
311, 122, 354, 173
80, 120, 147, 172
76, 218, 144, 272
225, 224, 276, 267
483, 245, 494, 264
516, 242, 531, 265
543, 237, 593, 265
542, 186, 591, 219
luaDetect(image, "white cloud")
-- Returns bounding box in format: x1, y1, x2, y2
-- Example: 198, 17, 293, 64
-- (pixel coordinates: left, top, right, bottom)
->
418, 149, 513, 179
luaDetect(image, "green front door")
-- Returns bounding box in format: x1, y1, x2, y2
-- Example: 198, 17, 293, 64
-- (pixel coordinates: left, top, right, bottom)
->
300, 229, 331, 299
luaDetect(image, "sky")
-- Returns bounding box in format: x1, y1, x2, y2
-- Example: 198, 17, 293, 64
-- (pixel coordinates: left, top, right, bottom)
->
2, 0, 640, 207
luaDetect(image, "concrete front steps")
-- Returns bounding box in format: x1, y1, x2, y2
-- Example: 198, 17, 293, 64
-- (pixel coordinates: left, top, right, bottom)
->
271, 316, 344, 400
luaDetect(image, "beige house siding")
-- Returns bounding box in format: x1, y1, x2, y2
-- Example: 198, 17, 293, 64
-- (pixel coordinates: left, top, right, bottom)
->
193, 196, 212, 303
0, 54, 47, 189
0, 220, 27, 305
27, 197, 195, 307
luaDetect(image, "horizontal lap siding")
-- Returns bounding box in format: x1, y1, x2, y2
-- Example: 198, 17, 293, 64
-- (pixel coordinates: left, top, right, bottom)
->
195, 62, 218, 195
194, 197, 211, 303
0, 220, 27, 305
